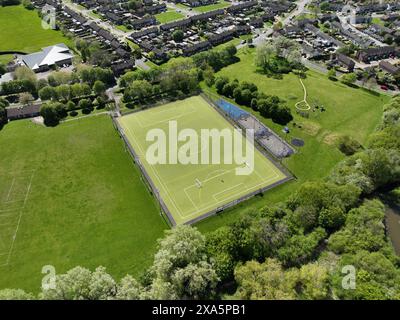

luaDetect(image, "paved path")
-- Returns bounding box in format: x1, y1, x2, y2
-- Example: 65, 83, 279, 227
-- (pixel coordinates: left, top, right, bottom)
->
295, 77, 311, 111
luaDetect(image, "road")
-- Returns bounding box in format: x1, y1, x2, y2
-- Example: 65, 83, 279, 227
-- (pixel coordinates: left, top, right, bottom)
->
135, 58, 151, 70
238, 0, 312, 49
337, 13, 386, 47
164, 1, 197, 18
62, 0, 127, 40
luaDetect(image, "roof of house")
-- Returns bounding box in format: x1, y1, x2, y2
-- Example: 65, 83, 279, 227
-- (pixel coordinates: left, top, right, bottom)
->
21, 44, 73, 70
336, 53, 355, 68
379, 60, 400, 74
359, 46, 396, 57
6, 104, 41, 119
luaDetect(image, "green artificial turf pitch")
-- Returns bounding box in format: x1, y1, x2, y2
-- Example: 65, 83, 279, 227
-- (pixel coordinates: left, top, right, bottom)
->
117, 96, 288, 225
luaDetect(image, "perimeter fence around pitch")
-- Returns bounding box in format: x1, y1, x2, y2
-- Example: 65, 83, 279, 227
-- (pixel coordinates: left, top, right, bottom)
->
111, 115, 176, 227
111, 93, 295, 227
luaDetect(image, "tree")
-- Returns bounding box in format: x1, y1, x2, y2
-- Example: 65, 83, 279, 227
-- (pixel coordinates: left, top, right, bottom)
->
0, 62, 6, 75
332, 250, 400, 300
215, 77, 229, 94
56, 84, 71, 102
277, 227, 326, 267
0, 0, 21, 6
160, 58, 198, 94
287, 263, 331, 300
93, 80, 106, 96
79, 99, 93, 113
0, 289, 34, 300
171, 261, 219, 300
234, 259, 295, 300
337, 135, 362, 156
70, 83, 84, 98
172, 29, 184, 42
328, 148, 400, 194
255, 43, 277, 73
287, 181, 360, 231
39, 86, 56, 101
19, 92, 34, 106
22, 0, 34, 9
89, 49, 114, 68
127, 0, 141, 10
40, 103, 60, 127
66, 100, 76, 111
271, 105, 293, 125
340, 72, 357, 85
14, 66, 36, 83
328, 200, 388, 255
203, 67, 215, 87
40, 266, 117, 300
327, 68, 336, 80
115, 275, 144, 300
0, 98, 9, 128
150, 226, 219, 300
124, 80, 152, 102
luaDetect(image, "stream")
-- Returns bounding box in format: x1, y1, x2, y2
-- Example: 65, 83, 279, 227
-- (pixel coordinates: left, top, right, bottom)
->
385, 202, 400, 256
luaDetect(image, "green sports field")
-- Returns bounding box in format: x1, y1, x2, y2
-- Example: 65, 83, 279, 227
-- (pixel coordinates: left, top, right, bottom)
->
0, 116, 166, 292
0, 5, 73, 53
117, 96, 288, 225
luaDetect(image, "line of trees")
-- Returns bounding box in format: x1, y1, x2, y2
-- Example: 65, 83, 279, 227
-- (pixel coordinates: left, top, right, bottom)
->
0, 0, 20, 6
119, 45, 240, 107
121, 58, 199, 106
0, 65, 115, 127
213, 76, 293, 125
0, 97, 9, 129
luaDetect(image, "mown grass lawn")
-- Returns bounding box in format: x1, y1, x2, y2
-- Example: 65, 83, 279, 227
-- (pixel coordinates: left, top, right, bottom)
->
155, 10, 184, 24
0, 5, 73, 53
194, 1, 231, 13
0, 116, 167, 293
0, 54, 14, 64
196, 48, 390, 232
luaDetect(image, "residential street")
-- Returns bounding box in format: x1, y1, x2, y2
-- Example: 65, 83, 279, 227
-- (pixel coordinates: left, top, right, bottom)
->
238, 0, 312, 49
62, 0, 128, 40
163, 1, 197, 18
337, 12, 386, 47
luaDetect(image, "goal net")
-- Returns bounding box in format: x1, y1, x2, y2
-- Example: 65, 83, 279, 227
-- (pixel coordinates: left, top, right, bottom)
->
195, 178, 202, 188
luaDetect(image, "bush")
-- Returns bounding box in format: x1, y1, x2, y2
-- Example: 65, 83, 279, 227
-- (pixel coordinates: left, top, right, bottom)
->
337, 135, 362, 156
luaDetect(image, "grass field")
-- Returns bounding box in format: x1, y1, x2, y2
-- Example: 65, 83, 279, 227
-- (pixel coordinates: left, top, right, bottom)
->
216, 48, 389, 143
155, 10, 185, 24
118, 96, 288, 225
0, 116, 166, 292
194, 1, 231, 13
0, 5, 73, 53
195, 49, 390, 232
0, 54, 13, 64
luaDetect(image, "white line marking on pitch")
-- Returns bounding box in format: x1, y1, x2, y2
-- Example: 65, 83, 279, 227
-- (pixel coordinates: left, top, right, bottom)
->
4, 172, 35, 266
5, 178, 15, 202
213, 183, 244, 202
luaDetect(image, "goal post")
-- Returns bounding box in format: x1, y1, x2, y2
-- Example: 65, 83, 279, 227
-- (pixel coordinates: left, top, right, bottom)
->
195, 178, 202, 188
